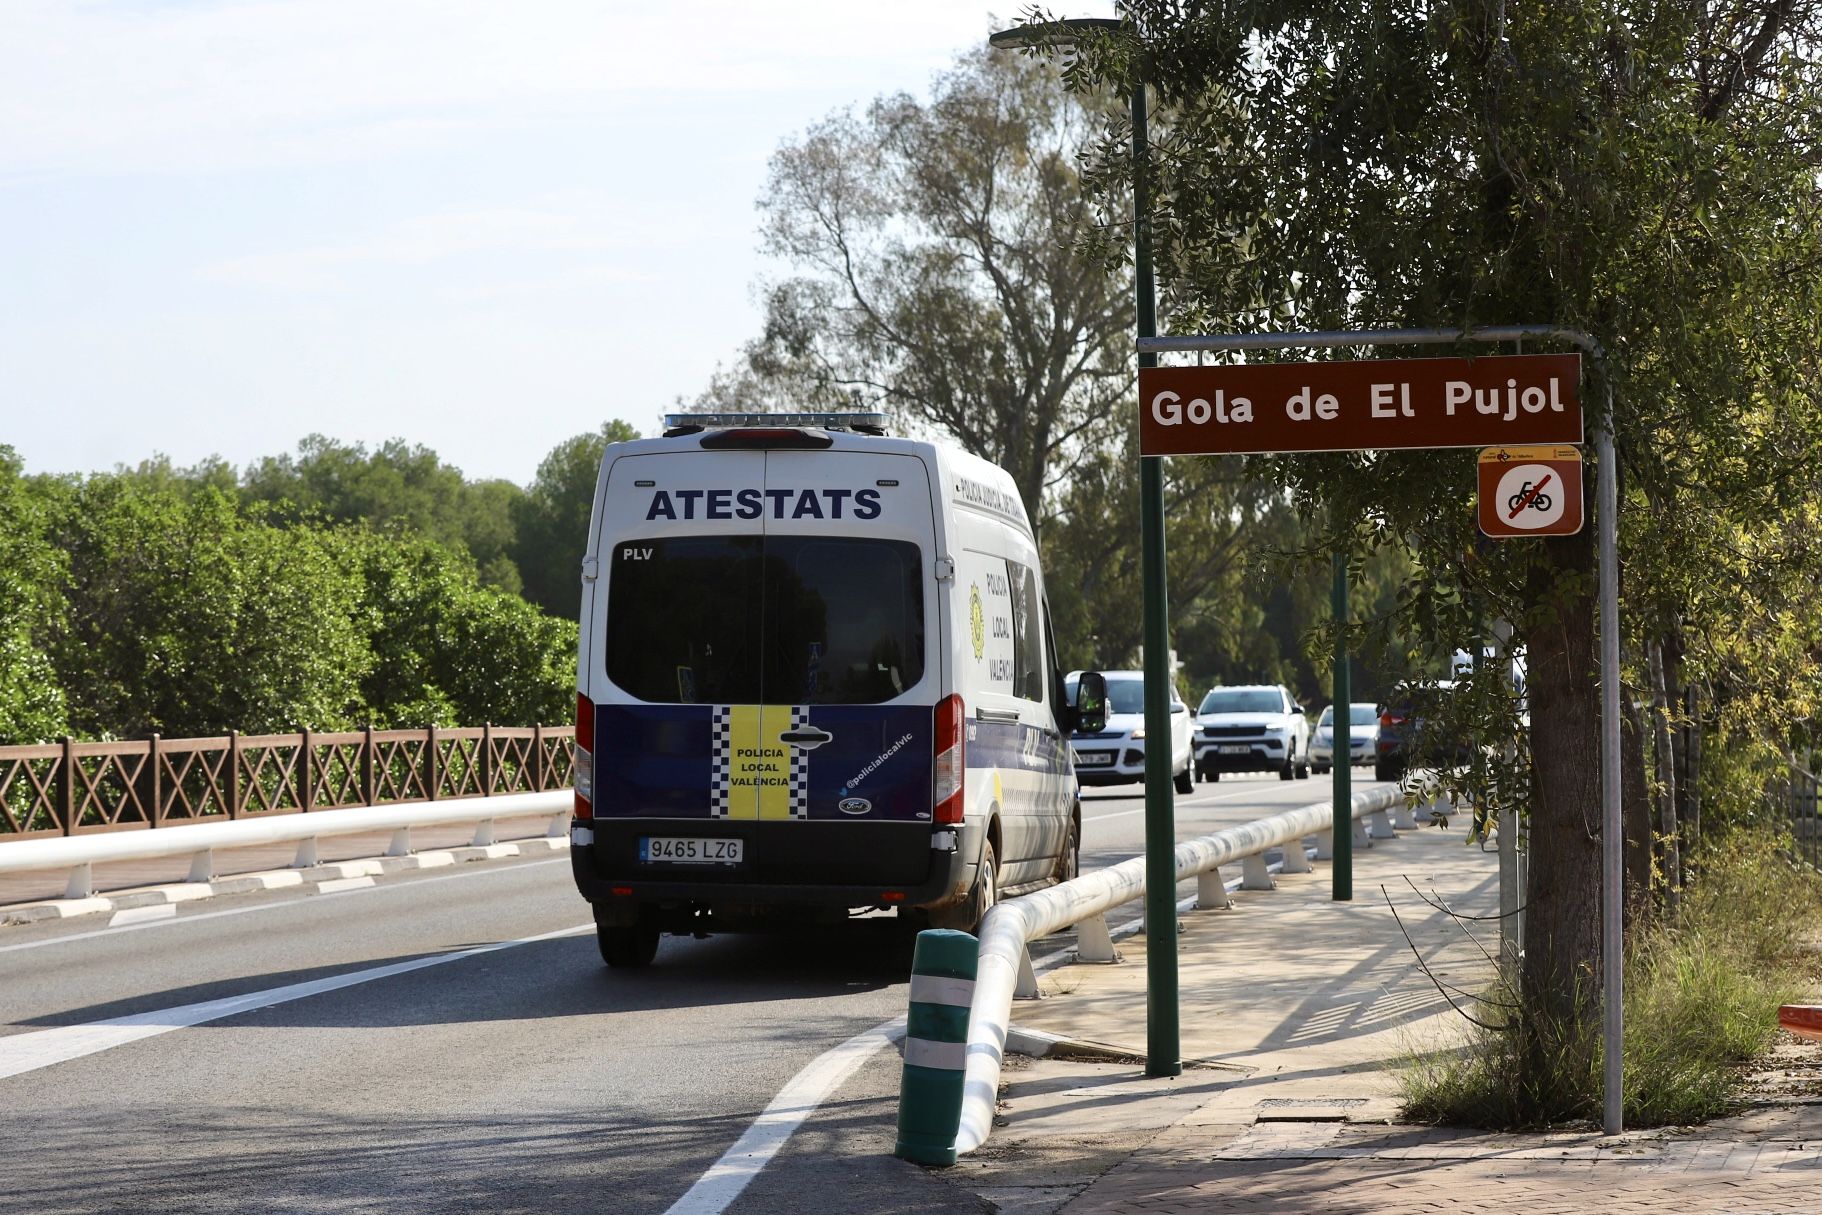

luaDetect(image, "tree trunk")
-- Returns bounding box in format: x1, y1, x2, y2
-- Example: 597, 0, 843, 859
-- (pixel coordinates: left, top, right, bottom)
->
1677, 678, 1701, 862
1520, 526, 1604, 1046
1650, 640, 1680, 898
1622, 694, 1653, 922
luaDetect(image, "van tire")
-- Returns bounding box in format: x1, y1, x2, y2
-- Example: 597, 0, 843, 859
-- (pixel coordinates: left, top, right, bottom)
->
598, 923, 660, 969
1054, 820, 1079, 885
931, 839, 998, 932
1174, 764, 1194, 795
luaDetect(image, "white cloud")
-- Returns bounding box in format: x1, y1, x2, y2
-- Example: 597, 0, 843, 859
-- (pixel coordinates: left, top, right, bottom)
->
0, 0, 1002, 176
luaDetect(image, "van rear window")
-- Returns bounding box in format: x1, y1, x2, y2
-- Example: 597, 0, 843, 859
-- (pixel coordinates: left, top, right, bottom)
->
606, 536, 924, 705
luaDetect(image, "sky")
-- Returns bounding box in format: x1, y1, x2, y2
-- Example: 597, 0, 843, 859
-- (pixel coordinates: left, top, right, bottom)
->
1, 0, 1034, 486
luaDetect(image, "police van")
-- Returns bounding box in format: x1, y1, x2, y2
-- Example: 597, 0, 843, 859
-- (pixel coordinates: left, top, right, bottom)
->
569, 412, 1106, 967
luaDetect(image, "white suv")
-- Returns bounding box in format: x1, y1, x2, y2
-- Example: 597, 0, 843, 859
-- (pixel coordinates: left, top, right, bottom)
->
1066, 670, 1195, 794
1194, 684, 1312, 782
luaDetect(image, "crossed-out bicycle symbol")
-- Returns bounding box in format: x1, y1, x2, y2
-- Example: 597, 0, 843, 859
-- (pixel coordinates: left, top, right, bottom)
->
1507, 480, 1554, 513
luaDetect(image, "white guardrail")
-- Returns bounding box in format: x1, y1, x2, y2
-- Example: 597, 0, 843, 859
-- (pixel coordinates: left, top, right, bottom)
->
0, 791, 571, 899
954, 782, 1410, 1155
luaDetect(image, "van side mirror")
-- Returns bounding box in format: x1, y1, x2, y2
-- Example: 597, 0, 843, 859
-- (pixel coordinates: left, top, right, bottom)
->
1074, 671, 1107, 735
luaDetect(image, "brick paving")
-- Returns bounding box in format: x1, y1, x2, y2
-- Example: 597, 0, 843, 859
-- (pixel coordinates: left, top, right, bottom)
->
1064, 1122, 1822, 1212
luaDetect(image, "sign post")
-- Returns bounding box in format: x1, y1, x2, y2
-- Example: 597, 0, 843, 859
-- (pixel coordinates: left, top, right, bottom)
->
1136, 324, 1623, 1135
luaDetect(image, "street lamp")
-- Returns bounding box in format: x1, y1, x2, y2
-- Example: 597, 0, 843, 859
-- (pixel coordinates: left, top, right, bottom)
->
989, 17, 1181, 1079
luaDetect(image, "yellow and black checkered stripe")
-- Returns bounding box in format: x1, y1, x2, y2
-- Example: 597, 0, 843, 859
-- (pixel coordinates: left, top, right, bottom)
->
711, 705, 811, 820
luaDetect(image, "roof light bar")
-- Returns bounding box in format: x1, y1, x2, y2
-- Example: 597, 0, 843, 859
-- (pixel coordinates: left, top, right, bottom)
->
662, 411, 889, 434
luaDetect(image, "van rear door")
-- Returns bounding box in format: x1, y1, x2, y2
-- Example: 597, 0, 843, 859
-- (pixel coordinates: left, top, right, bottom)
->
595, 450, 767, 821
760, 449, 938, 826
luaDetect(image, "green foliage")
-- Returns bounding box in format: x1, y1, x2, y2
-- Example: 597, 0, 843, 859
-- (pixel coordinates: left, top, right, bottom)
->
0, 443, 585, 743
344, 529, 576, 728
243, 435, 528, 594
1044, 0, 1822, 1031
511, 421, 638, 619
45, 473, 370, 739
0, 447, 68, 743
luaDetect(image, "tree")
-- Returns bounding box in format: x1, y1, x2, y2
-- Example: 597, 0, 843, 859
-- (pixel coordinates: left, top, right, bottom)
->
1054, 0, 1822, 1110
46, 474, 369, 739
343, 529, 576, 728
0, 447, 67, 744
511, 421, 639, 620
243, 435, 526, 593
725, 45, 1134, 527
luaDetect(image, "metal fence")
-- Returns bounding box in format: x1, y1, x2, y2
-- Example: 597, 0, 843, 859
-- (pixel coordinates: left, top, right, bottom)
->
0, 725, 575, 840
1786, 762, 1820, 871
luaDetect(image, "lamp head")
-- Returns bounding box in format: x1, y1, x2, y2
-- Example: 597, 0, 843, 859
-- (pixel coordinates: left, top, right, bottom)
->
988, 16, 1121, 51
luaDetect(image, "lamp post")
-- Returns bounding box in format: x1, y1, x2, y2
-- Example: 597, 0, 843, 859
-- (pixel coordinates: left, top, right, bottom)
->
989, 17, 1181, 1078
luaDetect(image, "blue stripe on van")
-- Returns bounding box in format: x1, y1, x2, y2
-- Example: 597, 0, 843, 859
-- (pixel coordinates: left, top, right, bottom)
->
591, 702, 934, 822
966, 718, 1071, 776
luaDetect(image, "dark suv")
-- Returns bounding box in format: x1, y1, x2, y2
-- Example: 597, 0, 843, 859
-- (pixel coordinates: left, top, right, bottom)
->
1373, 680, 1466, 780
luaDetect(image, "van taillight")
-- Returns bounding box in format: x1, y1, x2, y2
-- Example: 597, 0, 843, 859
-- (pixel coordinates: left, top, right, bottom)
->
933, 694, 965, 824
574, 693, 595, 822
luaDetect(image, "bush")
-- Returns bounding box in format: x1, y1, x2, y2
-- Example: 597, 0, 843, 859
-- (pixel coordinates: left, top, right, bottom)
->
1402, 833, 1822, 1128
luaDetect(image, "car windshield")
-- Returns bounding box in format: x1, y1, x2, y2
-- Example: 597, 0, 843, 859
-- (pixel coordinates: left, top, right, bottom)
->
1199, 689, 1282, 714
1102, 679, 1147, 715
606, 535, 924, 704
1318, 704, 1378, 726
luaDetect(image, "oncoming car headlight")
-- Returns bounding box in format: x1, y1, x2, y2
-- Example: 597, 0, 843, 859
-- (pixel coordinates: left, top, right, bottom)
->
1129, 727, 1146, 740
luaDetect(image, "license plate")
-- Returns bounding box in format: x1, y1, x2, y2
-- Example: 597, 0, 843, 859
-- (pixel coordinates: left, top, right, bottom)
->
1219, 744, 1254, 754
639, 836, 743, 865
1074, 751, 1115, 766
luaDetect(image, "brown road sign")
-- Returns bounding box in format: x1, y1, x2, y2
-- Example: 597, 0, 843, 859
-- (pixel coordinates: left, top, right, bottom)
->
1478, 445, 1585, 538
1137, 353, 1581, 456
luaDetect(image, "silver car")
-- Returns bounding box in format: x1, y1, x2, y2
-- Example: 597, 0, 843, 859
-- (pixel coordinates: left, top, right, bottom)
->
1310, 702, 1380, 774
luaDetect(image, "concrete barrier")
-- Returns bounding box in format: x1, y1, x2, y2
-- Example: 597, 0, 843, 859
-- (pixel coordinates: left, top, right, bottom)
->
0, 791, 570, 899
951, 783, 1404, 1157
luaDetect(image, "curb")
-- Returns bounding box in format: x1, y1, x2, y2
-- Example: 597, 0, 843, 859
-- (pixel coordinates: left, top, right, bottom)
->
0, 836, 568, 926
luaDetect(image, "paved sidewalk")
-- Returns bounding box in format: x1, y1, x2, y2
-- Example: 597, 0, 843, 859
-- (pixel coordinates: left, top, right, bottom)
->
943, 815, 1822, 1214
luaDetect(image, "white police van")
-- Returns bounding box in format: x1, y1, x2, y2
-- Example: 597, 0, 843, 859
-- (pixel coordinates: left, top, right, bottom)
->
569, 413, 1106, 967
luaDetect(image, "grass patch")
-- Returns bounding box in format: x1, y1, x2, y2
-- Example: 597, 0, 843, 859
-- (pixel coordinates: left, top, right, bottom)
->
1401, 833, 1822, 1128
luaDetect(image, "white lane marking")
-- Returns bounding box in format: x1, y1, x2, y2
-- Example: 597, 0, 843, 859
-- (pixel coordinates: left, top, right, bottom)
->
314, 876, 375, 893
664, 1018, 905, 1215
0, 920, 591, 1080
664, 882, 1196, 1215
107, 905, 177, 928
0, 857, 570, 956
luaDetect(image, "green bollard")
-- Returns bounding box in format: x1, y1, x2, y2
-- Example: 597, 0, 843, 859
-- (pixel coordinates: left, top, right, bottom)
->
894, 928, 978, 1166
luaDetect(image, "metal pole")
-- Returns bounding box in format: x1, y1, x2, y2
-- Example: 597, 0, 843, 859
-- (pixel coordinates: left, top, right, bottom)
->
1133, 76, 1181, 1079
1597, 406, 1623, 1136
1492, 617, 1520, 970
1331, 550, 1352, 901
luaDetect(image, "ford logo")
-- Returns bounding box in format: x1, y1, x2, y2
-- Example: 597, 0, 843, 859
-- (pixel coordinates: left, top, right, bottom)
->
838, 797, 872, 816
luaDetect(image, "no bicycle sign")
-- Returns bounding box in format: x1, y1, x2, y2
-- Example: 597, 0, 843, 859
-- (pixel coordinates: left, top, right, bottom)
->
1477, 445, 1585, 538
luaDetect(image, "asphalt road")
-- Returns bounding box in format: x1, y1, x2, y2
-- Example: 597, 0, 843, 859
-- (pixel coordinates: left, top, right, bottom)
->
0, 770, 1385, 1215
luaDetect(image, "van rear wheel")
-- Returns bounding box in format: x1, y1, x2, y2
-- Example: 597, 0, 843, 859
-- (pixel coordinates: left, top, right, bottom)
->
597, 922, 660, 969
933, 839, 999, 932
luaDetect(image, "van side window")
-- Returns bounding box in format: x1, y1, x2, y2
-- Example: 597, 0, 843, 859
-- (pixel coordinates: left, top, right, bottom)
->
1043, 603, 1064, 718
1005, 559, 1046, 706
